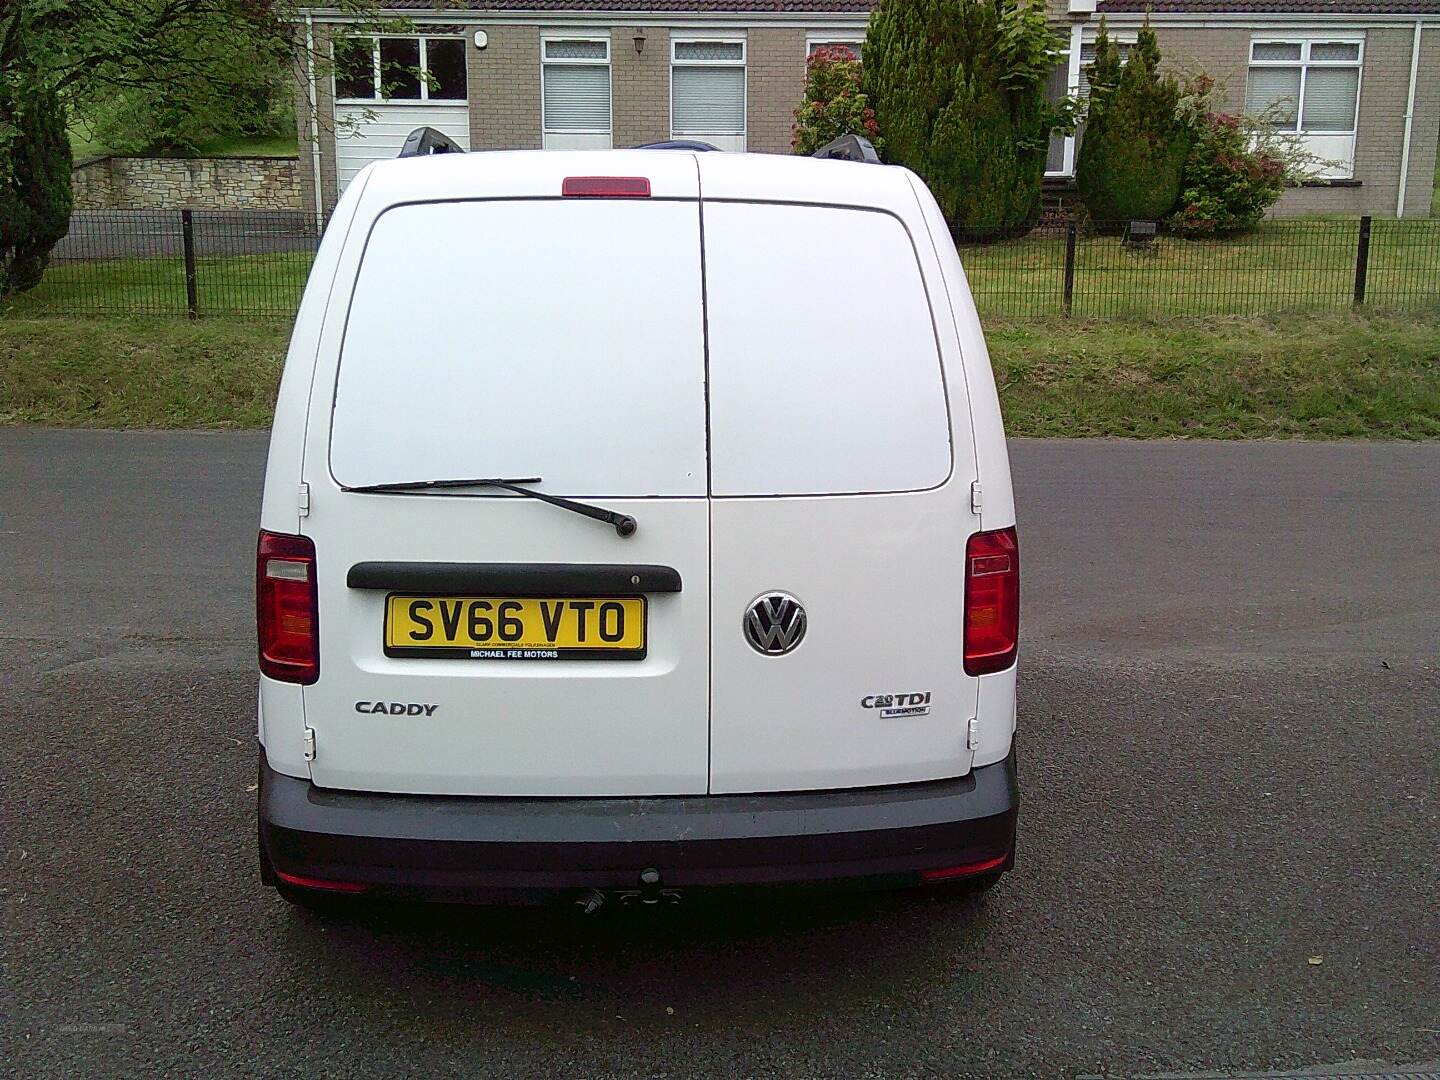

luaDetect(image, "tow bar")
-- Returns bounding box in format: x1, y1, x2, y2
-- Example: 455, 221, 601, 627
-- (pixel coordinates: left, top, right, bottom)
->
576, 868, 682, 914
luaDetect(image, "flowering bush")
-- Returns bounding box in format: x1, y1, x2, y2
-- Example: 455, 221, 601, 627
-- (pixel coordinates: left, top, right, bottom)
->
1168, 74, 1309, 237
791, 45, 882, 155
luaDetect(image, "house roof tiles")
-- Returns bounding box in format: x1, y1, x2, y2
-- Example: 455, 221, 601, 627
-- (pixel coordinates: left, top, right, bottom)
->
377, 0, 1440, 14
1097, 0, 1440, 13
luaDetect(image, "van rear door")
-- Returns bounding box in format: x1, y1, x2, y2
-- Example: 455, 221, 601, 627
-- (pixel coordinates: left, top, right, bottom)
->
701, 197, 980, 794
301, 191, 711, 797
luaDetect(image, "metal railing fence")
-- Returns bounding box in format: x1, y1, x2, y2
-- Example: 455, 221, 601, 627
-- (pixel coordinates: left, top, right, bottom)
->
7, 210, 1438, 320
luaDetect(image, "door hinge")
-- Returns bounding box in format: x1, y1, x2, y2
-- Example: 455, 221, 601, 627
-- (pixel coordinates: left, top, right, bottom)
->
302, 726, 316, 761
297, 482, 311, 518
970, 481, 983, 514
966, 717, 979, 751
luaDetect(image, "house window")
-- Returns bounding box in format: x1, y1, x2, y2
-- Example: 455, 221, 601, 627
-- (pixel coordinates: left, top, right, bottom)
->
1245, 37, 1361, 176
542, 36, 612, 149
333, 36, 467, 102
672, 38, 747, 152
806, 37, 863, 61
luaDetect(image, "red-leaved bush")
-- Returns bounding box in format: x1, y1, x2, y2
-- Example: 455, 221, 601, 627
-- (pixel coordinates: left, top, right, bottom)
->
1168, 75, 1290, 236
791, 45, 882, 155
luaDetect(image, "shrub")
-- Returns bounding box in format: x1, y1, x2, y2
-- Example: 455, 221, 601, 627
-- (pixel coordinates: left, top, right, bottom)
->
863, 0, 1068, 238
1169, 113, 1286, 236
792, 46, 881, 155
0, 85, 73, 297
1075, 21, 1190, 224
1167, 75, 1303, 237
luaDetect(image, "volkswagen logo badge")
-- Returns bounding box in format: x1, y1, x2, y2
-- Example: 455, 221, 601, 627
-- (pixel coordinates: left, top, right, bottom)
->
744, 593, 807, 656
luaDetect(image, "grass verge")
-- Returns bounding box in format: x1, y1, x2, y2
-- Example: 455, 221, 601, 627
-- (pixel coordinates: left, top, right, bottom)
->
0, 318, 285, 428
988, 313, 1440, 438
1, 313, 1437, 438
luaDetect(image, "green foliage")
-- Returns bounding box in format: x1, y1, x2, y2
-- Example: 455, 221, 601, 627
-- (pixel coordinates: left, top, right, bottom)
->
863, 0, 1068, 238
0, 86, 73, 296
83, 57, 294, 157
1075, 20, 1190, 223
791, 46, 882, 155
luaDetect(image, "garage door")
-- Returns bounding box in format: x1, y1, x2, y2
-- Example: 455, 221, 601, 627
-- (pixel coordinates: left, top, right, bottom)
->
335, 104, 470, 192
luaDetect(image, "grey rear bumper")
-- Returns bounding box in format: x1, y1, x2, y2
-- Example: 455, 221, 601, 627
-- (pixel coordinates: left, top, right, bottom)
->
258, 749, 1018, 902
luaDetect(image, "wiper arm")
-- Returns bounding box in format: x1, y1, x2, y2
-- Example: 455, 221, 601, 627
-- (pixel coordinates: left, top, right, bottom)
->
343, 477, 637, 538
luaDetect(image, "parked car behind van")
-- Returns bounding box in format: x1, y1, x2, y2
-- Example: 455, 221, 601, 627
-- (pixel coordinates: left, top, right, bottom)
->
256, 144, 1020, 909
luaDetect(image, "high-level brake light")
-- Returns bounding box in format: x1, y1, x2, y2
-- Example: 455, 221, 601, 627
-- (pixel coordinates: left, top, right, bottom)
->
561, 176, 652, 198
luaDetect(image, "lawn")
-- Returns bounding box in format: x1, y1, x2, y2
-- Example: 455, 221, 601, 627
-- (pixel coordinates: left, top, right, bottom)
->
958, 217, 1440, 318
8, 252, 312, 319
13, 216, 1438, 321
2, 313, 1436, 438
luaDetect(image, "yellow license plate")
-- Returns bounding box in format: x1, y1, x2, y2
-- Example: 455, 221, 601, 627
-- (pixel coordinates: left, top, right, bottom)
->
384, 595, 646, 660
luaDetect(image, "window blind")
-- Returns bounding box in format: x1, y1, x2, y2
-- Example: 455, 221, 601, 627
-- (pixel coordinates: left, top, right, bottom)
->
672, 66, 745, 134
1245, 67, 1301, 126
1301, 67, 1359, 131
544, 64, 611, 132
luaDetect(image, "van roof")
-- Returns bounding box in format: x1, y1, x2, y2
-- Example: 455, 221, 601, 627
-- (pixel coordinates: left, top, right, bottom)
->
349, 148, 921, 211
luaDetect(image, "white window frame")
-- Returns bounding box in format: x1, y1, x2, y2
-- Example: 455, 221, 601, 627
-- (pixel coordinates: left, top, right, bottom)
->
540, 32, 613, 149
1247, 36, 1365, 136
670, 35, 748, 152
1246, 34, 1363, 179
332, 34, 469, 105
804, 33, 864, 61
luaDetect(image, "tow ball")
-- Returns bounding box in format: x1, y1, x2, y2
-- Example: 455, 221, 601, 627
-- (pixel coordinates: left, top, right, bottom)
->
575, 868, 682, 914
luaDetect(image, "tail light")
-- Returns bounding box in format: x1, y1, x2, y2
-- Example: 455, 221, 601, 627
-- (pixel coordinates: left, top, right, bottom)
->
257, 530, 318, 684
963, 526, 1019, 676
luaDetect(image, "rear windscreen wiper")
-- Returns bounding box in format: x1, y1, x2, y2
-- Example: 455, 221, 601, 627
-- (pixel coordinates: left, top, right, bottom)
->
342, 477, 637, 538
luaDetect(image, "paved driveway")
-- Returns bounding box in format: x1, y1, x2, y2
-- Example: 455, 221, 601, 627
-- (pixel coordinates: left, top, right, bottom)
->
52, 210, 318, 262
3, 431, 1436, 1078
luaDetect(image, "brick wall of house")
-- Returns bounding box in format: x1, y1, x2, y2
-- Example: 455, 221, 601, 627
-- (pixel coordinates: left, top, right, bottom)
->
471, 24, 542, 150
747, 28, 808, 153
1153, 25, 1438, 218
613, 26, 669, 147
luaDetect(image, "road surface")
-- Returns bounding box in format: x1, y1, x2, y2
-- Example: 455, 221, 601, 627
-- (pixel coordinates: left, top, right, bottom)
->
3, 431, 1436, 1078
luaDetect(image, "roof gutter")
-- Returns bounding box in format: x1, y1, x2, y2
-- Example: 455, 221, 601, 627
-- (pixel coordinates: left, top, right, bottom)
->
299, 7, 871, 26
1396, 20, 1423, 217
1097, 11, 1440, 26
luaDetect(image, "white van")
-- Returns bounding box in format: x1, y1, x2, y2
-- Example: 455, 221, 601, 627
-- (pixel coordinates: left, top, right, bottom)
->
256, 140, 1020, 909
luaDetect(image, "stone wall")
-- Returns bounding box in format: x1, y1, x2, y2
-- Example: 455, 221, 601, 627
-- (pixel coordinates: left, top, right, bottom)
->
71, 156, 303, 211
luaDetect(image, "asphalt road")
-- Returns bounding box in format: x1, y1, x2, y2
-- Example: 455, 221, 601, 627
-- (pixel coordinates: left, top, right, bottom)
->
3, 431, 1437, 1078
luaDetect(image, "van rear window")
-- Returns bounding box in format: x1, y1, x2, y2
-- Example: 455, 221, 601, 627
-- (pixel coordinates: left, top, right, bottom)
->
703, 203, 951, 496
329, 200, 708, 497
